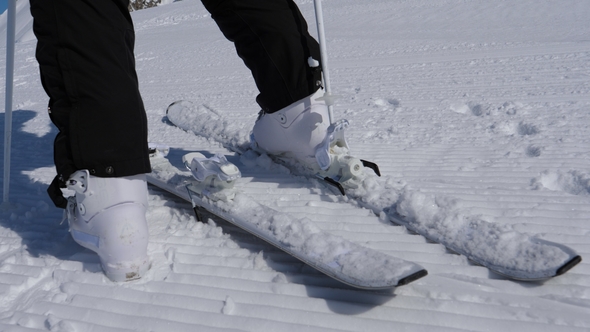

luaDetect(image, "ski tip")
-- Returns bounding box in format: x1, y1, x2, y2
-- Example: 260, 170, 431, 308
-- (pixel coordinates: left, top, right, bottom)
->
397, 269, 428, 286
166, 100, 192, 115
556, 255, 582, 277
166, 100, 180, 115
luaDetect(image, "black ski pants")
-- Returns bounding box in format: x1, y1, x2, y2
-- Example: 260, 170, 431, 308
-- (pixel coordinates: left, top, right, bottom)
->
202, 0, 323, 113
30, 0, 151, 207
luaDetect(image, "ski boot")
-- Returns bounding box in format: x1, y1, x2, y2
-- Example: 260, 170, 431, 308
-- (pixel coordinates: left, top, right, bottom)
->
252, 89, 331, 168
183, 152, 241, 202
66, 170, 150, 282
251, 89, 380, 194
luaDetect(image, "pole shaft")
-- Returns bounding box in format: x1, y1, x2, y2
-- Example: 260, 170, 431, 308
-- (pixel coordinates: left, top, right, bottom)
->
313, 0, 335, 123
3, 0, 17, 204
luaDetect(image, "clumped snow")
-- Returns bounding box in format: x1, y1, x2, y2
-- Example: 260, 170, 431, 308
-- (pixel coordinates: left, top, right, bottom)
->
532, 170, 590, 196
1, 0, 590, 331
395, 190, 572, 276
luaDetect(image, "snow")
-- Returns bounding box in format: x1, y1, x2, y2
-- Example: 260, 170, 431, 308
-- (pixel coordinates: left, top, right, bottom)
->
1, 0, 590, 331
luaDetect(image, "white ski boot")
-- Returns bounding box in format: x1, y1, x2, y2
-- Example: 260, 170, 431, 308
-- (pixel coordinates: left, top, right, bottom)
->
252, 89, 331, 169
66, 170, 150, 282
252, 89, 366, 184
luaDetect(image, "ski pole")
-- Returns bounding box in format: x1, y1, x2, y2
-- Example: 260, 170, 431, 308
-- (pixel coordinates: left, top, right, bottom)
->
3, 0, 16, 206
313, 0, 335, 124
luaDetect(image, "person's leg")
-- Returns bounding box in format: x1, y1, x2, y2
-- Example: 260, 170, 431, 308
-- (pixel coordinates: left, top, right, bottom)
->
30, 0, 150, 281
31, 0, 151, 184
202, 0, 331, 167
202, 0, 323, 113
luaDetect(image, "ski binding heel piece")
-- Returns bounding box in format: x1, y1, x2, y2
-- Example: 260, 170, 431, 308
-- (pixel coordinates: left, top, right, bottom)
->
315, 119, 351, 171
315, 119, 369, 183
314, 119, 382, 190
183, 152, 241, 201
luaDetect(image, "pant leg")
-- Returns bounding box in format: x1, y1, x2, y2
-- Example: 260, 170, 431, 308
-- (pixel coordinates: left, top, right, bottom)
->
202, 0, 322, 113
30, 0, 151, 206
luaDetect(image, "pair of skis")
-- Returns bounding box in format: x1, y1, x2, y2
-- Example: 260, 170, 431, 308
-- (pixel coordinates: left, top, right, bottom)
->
146, 100, 581, 290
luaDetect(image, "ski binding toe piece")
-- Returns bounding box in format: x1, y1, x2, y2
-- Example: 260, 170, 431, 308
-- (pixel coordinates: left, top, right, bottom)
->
182, 152, 241, 202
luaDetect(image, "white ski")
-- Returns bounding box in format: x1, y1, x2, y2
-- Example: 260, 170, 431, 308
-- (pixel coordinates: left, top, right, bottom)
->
147, 145, 427, 289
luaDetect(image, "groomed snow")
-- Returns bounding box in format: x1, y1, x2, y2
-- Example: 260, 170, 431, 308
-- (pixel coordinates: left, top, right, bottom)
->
1, 0, 589, 331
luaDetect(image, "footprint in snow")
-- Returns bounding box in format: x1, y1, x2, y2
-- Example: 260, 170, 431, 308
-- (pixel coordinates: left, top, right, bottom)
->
517, 121, 539, 136
470, 104, 485, 116
525, 145, 542, 157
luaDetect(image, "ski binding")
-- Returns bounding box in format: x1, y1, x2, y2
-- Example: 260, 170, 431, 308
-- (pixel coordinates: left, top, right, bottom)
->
314, 119, 381, 194
182, 152, 241, 202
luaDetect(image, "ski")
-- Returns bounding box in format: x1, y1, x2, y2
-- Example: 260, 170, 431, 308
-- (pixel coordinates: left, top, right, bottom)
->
165, 100, 582, 281
146, 144, 427, 290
